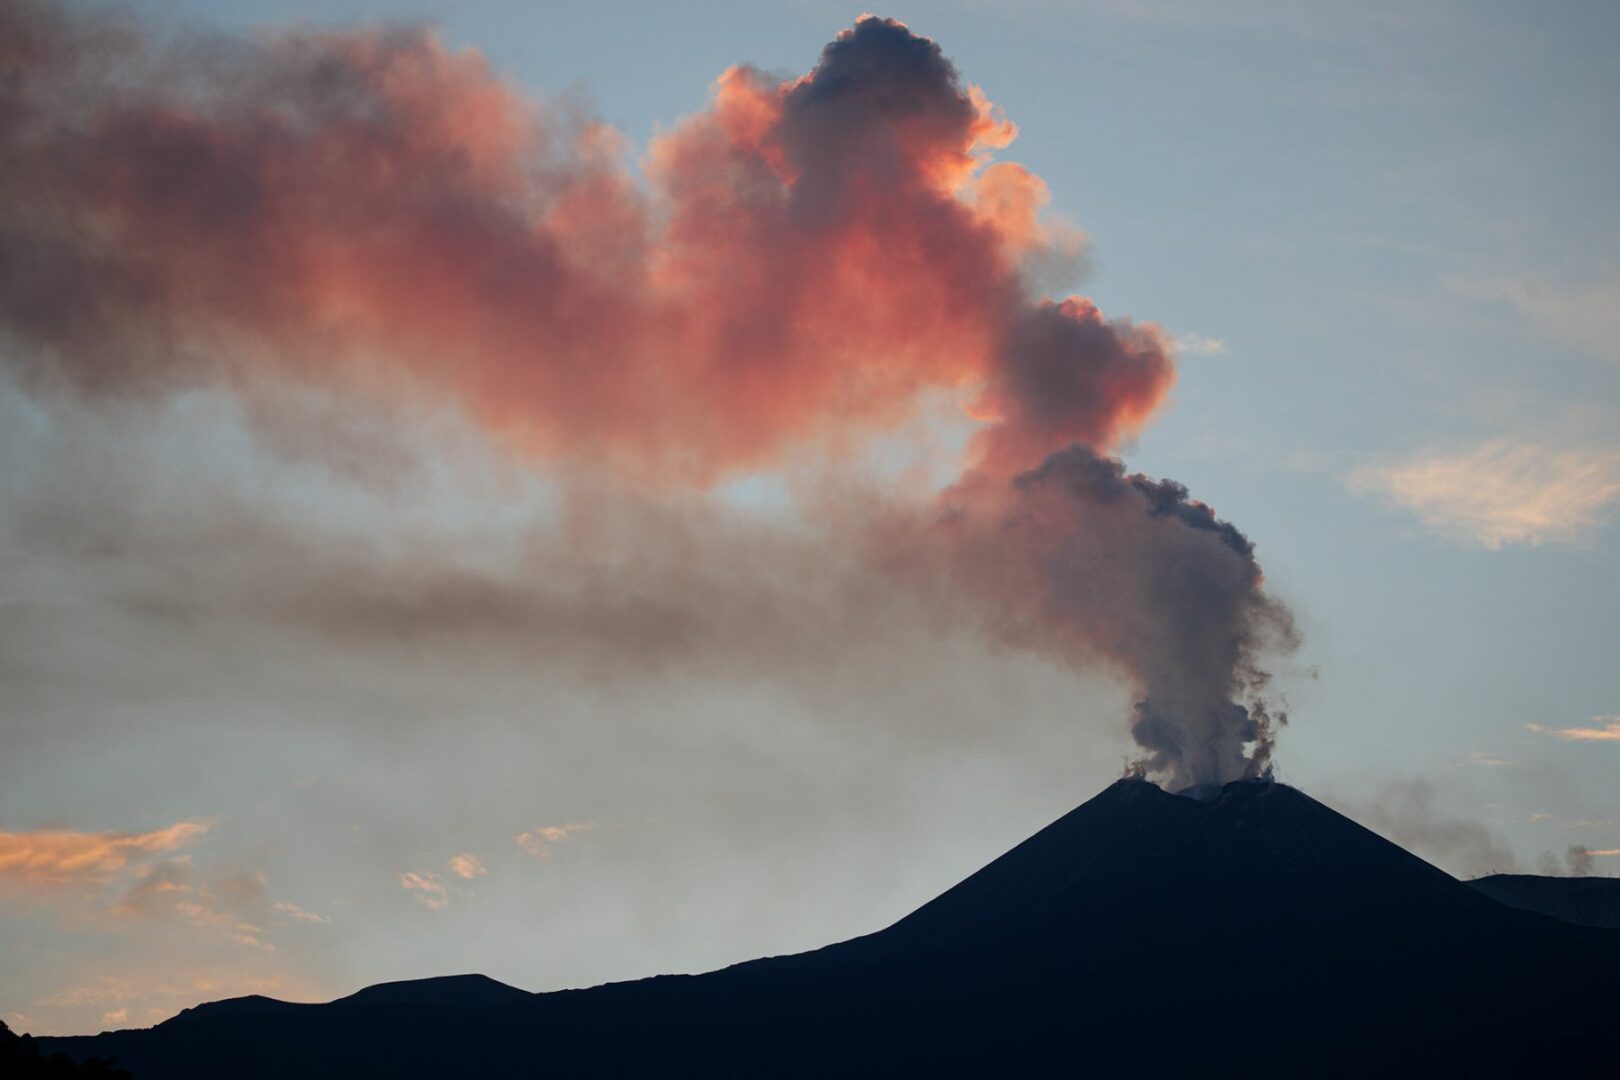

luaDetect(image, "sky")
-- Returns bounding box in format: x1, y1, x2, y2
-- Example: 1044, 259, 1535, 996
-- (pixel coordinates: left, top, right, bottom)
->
2, 0, 1618, 1036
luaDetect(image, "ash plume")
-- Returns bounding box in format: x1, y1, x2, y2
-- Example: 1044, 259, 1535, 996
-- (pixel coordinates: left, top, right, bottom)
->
0, 4, 1295, 788
886, 447, 1295, 789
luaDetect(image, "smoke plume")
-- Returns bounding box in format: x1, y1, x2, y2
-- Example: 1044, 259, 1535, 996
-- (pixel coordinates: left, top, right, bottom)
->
0, 5, 1293, 788
1337, 779, 1519, 878
1549, 846, 1595, 877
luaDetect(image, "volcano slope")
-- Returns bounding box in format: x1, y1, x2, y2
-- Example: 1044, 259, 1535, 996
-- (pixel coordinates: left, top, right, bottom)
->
41, 779, 1619, 1077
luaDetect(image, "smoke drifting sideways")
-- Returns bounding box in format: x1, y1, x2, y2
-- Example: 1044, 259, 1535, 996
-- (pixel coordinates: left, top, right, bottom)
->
0, 6, 1295, 789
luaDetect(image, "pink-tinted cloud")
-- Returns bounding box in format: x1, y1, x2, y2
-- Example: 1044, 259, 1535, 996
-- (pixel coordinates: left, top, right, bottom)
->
0, 7, 1168, 483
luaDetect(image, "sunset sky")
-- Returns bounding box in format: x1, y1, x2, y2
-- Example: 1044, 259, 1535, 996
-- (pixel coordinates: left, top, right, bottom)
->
3, 0, 1617, 1036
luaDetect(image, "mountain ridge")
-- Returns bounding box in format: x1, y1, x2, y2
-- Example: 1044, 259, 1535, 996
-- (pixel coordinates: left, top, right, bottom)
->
1468, 872, 1620, 930
38, 778, 1620, 1077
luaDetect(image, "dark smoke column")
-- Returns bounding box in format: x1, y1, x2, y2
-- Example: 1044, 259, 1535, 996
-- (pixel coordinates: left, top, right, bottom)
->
778, 20, 1300, 789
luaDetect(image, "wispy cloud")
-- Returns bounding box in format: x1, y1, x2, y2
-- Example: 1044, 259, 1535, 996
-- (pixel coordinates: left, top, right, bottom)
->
1349, 440, 1620, 548
173, 899, 270, 951
1170, 331, 1229, 357
514, 823, 594, 858
1456, 276, 1620, 364
122, 867, 291, 950
1527, 718, 1620, 742
272, 901, 329, 924
399, 871, 449, 911
1526, 810, 1620, 833
1444, 751, 1512, 768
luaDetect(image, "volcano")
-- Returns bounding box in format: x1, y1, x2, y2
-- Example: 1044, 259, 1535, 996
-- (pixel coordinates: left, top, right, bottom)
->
39, 780, 1619, 1077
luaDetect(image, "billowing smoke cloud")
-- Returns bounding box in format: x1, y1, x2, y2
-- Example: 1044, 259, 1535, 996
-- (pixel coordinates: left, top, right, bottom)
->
0, 4, 1292, 788
1, 7, 1156, 478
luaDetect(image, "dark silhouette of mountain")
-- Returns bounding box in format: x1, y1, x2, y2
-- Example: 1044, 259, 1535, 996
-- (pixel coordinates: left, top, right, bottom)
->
158, 975, 529, 1028
1, 1020, 130, 1078
163, 995, 308, 1025
1470, 873, 1620, 930
37, 779, 1620, 1077
328, 973, 534, 1009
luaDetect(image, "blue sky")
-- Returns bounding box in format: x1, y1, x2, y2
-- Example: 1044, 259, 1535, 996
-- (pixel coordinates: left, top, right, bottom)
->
3, 0, 1617, 1035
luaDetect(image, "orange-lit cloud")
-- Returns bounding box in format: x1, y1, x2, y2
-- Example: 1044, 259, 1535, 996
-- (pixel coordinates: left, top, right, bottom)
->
447, 854, 486, 880
1, 818, 324, 958
1527, 718, 1620, 742
399, 871, 449, 910
0, 821, 210, 890
514, 823, 593, 858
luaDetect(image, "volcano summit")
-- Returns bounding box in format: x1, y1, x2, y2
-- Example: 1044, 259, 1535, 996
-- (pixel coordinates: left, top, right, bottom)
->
41, 779, 1618, 1077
